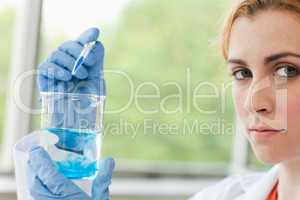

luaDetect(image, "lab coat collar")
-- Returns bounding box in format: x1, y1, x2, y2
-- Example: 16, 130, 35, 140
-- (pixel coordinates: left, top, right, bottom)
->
241, 164, 280, 200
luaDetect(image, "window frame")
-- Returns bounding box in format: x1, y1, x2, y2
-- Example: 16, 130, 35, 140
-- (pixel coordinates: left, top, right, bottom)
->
0, 0, 42, 173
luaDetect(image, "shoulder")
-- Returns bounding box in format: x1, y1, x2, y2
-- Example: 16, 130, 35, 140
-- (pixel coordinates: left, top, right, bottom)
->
188, 172, 264, 200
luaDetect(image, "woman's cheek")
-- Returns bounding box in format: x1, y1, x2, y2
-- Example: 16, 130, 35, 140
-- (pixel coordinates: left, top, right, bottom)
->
286, 95, 300, 132
284, 81, 300, 133
232, 85, 248, 119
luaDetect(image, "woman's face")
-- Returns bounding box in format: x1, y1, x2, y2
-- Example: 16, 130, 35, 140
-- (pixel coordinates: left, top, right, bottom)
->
228, 10, 300, 164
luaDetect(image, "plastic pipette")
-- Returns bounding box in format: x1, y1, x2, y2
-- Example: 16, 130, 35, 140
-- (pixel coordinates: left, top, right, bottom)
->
71, 41, 96, 75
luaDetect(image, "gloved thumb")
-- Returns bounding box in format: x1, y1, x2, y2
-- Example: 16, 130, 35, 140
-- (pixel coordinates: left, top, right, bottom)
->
77, 27, 100, 45
28, 145, 85, 195
92, 157, 115, 200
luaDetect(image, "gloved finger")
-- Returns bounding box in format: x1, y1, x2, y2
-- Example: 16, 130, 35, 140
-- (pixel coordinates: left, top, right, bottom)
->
27, 164, 53, 199
30, 179, 57, 200
28, 165, 90, 200
72, 78, 105, 96
58, 40, 96, 67
90, 41, 104, 67
38, 62, 72, 81
48, 50, 75, 69
72, 41, 104, 78
76, 27, 100, 46
55, 81, 75, 93
92, 157, 115, 200
37, 75, 74, 94
72, 65, 89, 79
28, 146, 85, 195
37, 75, 56, 92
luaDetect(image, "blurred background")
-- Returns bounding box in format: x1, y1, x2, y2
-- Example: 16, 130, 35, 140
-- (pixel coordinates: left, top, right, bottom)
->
0, 0, 270, 199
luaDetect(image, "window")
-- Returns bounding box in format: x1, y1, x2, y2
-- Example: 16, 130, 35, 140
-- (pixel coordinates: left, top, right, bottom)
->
0, 2, 15, 143
37, 0, 234, 167
0, 0, 16, 172
0, 0, 42, 174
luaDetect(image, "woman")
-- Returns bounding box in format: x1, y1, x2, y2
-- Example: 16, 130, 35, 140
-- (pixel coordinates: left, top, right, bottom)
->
26, 0, 300, 199
191, 0, 300, 199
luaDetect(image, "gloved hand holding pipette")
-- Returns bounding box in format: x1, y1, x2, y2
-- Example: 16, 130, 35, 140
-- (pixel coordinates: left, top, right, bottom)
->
37, 27, 106, 154
37, 27, 105, 96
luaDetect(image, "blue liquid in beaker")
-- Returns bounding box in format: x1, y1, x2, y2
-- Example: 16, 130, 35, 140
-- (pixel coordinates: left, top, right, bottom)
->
56, 159, 97, 180
46, 128, 100, 179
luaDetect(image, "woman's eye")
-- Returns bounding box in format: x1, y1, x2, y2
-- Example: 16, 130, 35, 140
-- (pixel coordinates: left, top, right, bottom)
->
276, 65, 299, 78
232, 69, 252, 80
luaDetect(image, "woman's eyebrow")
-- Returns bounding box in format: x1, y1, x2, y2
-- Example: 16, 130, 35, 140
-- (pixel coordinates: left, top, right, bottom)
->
227, 52, 300, 66
264, 52, 300, 64
227, 59, 247, 66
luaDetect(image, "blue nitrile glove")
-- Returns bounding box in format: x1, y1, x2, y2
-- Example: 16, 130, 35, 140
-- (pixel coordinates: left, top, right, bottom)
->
37, 28, 105, 136
27, 146, 115, 200
37, 27, 106, 96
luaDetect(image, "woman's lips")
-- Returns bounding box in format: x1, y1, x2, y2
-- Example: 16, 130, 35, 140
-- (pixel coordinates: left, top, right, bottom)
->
248, 128, 285, 138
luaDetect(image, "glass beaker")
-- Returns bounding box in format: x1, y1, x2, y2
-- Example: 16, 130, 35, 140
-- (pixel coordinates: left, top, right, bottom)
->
40, 92, 105, 180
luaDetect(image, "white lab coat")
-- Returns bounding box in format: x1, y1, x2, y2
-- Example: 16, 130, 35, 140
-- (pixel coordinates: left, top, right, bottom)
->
189, 164, 279, 200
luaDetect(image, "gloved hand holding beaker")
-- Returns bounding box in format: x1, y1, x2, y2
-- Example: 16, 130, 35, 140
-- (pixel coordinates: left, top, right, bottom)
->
27, 146, 114, 200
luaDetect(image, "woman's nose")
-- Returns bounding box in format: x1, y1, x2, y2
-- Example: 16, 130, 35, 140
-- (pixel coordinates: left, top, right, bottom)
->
243, 76, 275, 115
